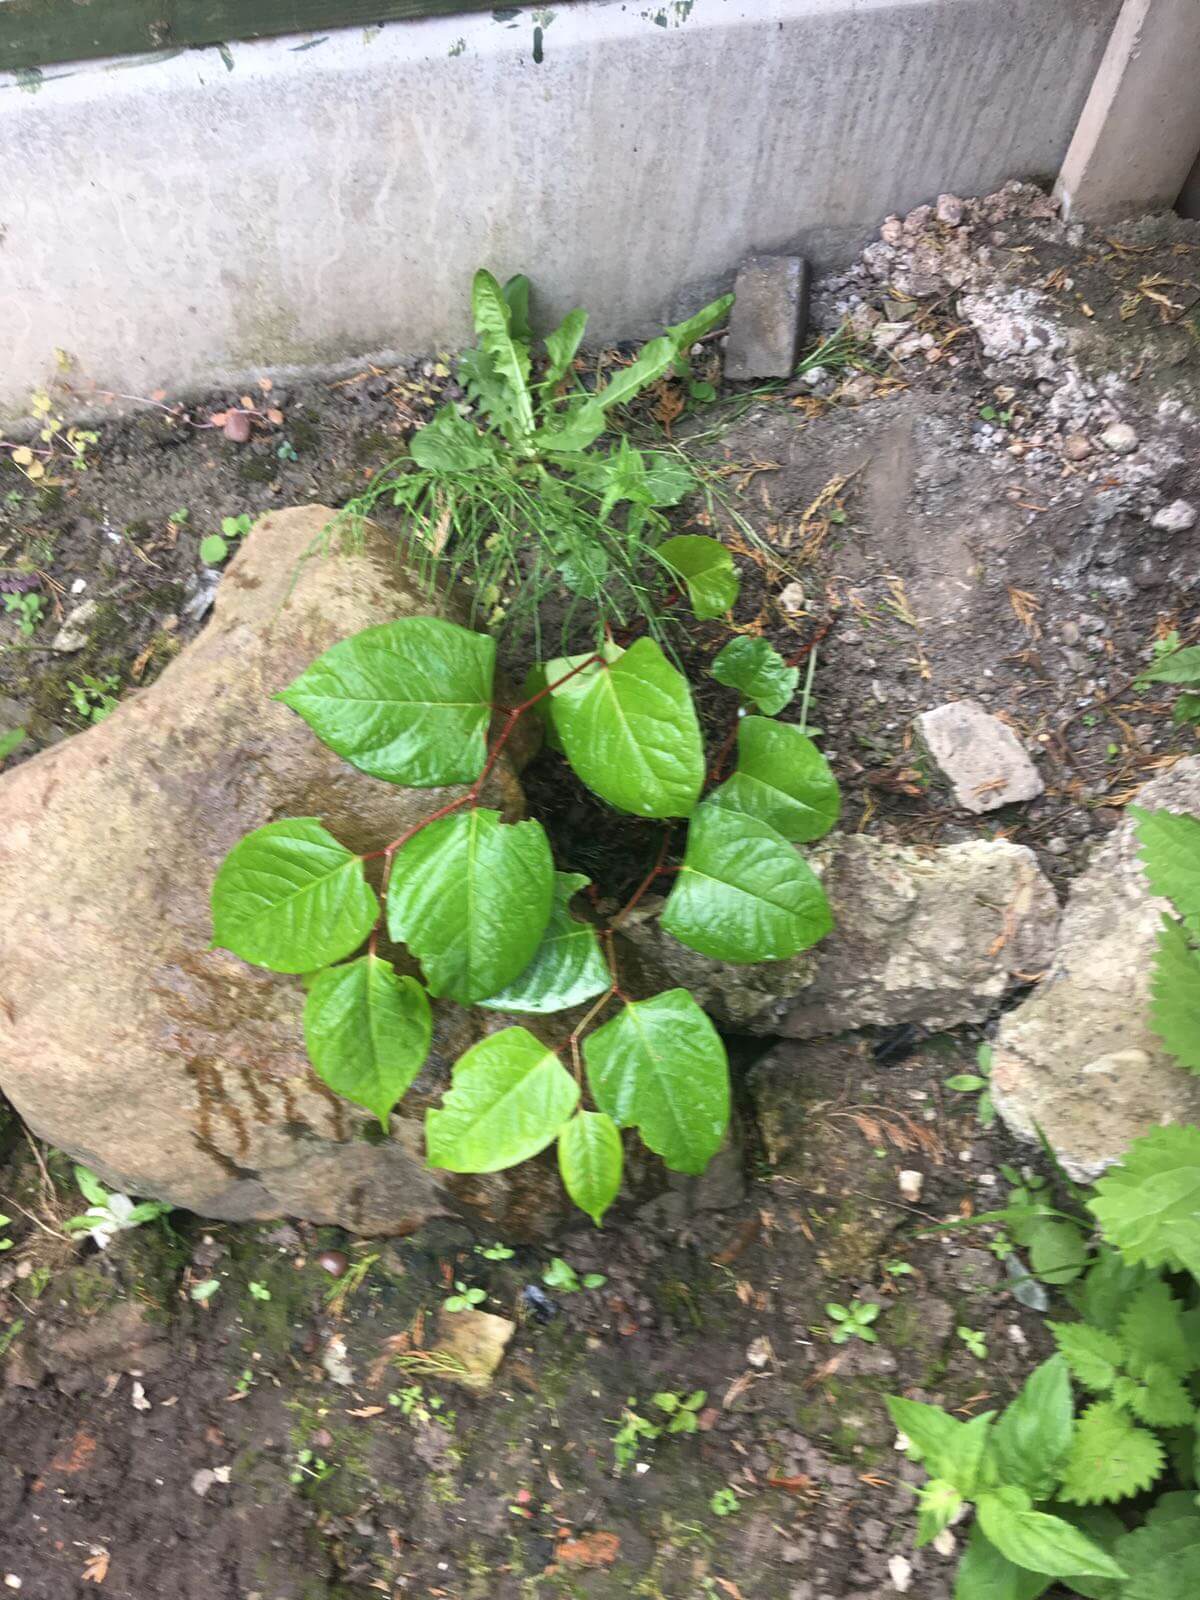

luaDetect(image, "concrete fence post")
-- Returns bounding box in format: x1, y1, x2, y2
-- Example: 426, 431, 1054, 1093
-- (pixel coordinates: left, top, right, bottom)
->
1054, 0, 1200, 221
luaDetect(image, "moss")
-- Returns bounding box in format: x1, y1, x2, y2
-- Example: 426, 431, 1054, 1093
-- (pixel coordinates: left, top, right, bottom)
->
236, 454, 278, 484
288, 413, 323, 453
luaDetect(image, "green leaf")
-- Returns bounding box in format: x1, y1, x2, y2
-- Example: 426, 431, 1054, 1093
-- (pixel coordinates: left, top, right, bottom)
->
1088, 1125, 1200, 1280
303, 955, 432, 1129
387, 808, 554, 1004
665, 293, 734, 352
657, 535, 740, 620
1131, 806, 1200, 928
557, 1111, 623, 1225
592, 334, 677, 412
471, 268, 535, 441
583, 990, 728, 1176
1058, 1401, 1165, 1505
990, 1356, 1074, 1500
660, 801, 833, 963
212, 818, 379, 973
199, 533, 228, 565
710, 637, 799, 715
74, 1166, 110, 1207
408, 405, 497, 472
1051, 1508, 1127, 1600
426, 1027, 578, 1172
277, 617, 495, 788
477, 871, 610, 1015
1136, 644, 1200, 685
543, 307, 588, 387
976, 1489, 1126, 1581
547, 638, 704, 819
1118, 1280, 1195, 1376
1047, 1322, 1123, 1392
954, 1526, 1053, 1600
947, 1074, 987, 1092
534, 400, 606, 454
502, 273, 533, 344
1075, 1247, 1152, 1334
916, 1479, 964, 1547
885, 1397, 993, 1495
1115, 1498, 1200, 1600
1149, 915, 1200, 1072
709, 716, 840, 842
1113, 1364, 1195, 1428
0, 728, 24, 761
1028, 1217, 1088, 1284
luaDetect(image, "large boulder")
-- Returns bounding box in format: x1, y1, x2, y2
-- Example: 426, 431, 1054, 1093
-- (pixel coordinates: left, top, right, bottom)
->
991, 758, 1200, 1179
620, 834, 1058, 1036
0, 507, 545, 1234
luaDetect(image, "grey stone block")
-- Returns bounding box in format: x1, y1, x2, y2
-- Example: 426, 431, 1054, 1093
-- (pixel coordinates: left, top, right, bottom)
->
915, 699, 1044, 813
724, 255, 810, 379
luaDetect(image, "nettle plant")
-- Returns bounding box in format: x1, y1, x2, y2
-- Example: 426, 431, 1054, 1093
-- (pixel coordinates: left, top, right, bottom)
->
210, 616, 839, 1221
342, 269, 737, 640
1132, 805, 1200, 1076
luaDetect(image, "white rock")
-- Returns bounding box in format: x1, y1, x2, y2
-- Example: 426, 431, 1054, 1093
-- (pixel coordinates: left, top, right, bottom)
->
50, 598, 100, 654
322, 1334, 355, 1386
897, 1170, 924, 1202
916, 699, 1044, 814
933, 1529, 957, 1556
191, 1468, 216, 1497
889, 1555, 914, 1593
936, 193, 964, 226
1099, 422, 1138, 454
1151, 498, 1196, 532
131, 1380, 151, 1411
778, 581, 806, 613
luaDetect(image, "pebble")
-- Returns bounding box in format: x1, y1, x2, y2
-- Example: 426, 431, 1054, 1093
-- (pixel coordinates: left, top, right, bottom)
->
897, 1169, 923, 1202
50, 598, 100, 654
223, 410, 252, 444
840, 374, 877, 403
317, 1250, 349, 1278
1062, 433, 1091, 461
936, 193, 964, 226
778, 581, 806, 613
1099, 422, 1138, 454
889, 1555, 914, 1593
1151, 498, 1196, 532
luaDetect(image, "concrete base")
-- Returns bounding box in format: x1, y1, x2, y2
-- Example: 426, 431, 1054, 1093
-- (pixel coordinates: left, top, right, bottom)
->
1, 0, 1121, 413
1055, 0, 1200, 221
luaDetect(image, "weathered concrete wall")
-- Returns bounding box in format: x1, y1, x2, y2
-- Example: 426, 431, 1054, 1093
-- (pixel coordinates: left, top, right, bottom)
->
1, 0, 1122, 412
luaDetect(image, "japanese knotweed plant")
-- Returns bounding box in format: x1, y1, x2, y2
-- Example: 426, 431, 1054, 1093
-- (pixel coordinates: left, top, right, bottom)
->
340, 269, 737, 644
209, 616, 839, 1222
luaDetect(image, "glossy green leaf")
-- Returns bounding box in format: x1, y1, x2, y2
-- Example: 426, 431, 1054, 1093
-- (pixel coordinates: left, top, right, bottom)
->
387, 808, 554, 1003
710, 716, 840, 842
502, 273, 533, 344
408, 405, 497, 472
303, 955, 432, 1129
661, 802, 832, 963
976, 1489, 1126, 1581
277, 617, 495, 788
478, 872, 610, 1014
543, 307, 588, 387
954, 1526, 1053, 1600
583, 989, 728, 1175
547, 638, 704, 818
558, 1110, 623, 1224
658, 535, 740, 620
990, 1356, 1074, 1500
212, 818, 378, 973
710, 637, 799, 715
426, 1027, 579, 1172
471, 268, 535, 440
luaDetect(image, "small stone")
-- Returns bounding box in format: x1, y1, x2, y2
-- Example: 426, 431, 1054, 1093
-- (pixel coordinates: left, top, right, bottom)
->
4, 1577, 22, 1591
430, 1308, 516, 1392
872, 322, 911, 351
1060, 620, 1081, 644
1062, 433, 1091, 461
888, 1555, 913, 1593
897, 1170, 923, 1202
933, 1529, 957, 1556
51, 599, 100, 654
880, 216, 904, 246
778, 581, 806, 613
70, 578, 87, 595
222, 410, 252, 444
724, 255, 810, 380
1099, 422, 1137, 455
1151, 498, 1196, 532
915, 700, 1044, 814
747, 1334, 773, 1368
317, 1250, 349, 1278
936, 193, 964, 226
322, 1334, 355, 1386
839, 374, 877, 404
191, 1468, 216, 1497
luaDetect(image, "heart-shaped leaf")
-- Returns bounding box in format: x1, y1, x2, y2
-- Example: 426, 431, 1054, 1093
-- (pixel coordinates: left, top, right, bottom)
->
660, 802, 832, 962
277, 617, 495, 788
583, 989, 728, 1174
547, 638, 704, 818
304, 955, 432, 1129
558, 1110, 623, 1225
212, 818, 378, 973
387, 808, 554, 1003
658, 535, 740, 620
710, 637, 799, 715
478, 872, 610, 1014
426, 1027, 579, 1172
710, 716, 840, 842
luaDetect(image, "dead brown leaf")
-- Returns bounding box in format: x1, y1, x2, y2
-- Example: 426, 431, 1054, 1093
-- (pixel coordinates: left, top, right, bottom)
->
82, 1551, 109, 1585
554, 1531, 620, 1569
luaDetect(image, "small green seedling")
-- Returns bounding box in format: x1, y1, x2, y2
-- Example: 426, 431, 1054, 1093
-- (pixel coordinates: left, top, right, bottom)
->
0, 1213, 12, 1252
1, 728, 27, 762
710, 1487, 740, 1517
476, 1241, 515, 1261
200, 513, 253, 566
4, 591, 45, 635
444, 1281, 487, 1313
611, 1399, 660, 1472
68, 672, 119, 724
542, 1256, 606, 1293
946, 1042, 995, 1128
289, 1447, 334, 1485
276, 440, 299, 462
234, 1367, 255, 1396
63, 1165, 172, 1249
958, 1325, 988, 1360
653, 1389, 707, 1434
248, 1281, 272, 1302
168, 507, 190, 525
825, 1300, 880, 1344
191, 1278, 220, 1303
885, 1260, 915, 1278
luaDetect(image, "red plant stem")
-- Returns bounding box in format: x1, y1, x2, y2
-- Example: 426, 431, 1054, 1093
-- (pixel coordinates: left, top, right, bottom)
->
612, 830, 671, 927
707, 718, 740, 786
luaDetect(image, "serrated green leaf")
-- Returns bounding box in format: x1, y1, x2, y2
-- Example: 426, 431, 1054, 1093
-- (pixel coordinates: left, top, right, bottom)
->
276, 617, 495, 787
426, 1027, 578, 1172
1088, 1125, 1200, 1281
1074, 1247, 1153, 1334
885, 1397, 993, 1495
710, 637, 799, 715
547, 638, 704, 819
557, 1111, 623, 1225
1114, 1497, 1200, 1600
583, 990, 728, 1175
1131, 806, 1200, 928
1136, 644, 1200, 685
471, 268, 535, 441
408, 405, 497, 472
916, 1479, 964, 1547
954, 1525, 1053, 1600
1047, 1322, 1123, 1392
1058, 1401, 1165, 1505
303, 956, 431, 1129
1119, 1280, 1195, 1376
976, 1489, 1126, 1581
387, 808, 554, 1004
1149, 915, 1200, 1072
1113, 1364, 1195, 1428
212, 818, 378, 973
478, 872, 610, 1014
990, 1356, 1074, 1500
657, 535, 740, 620
543, 307, 588, 387
709, 716, 840, 842
660, 802, 832, 963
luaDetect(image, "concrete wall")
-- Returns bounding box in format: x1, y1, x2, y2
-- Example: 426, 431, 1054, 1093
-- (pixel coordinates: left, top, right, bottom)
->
0, 0, 1122, 413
